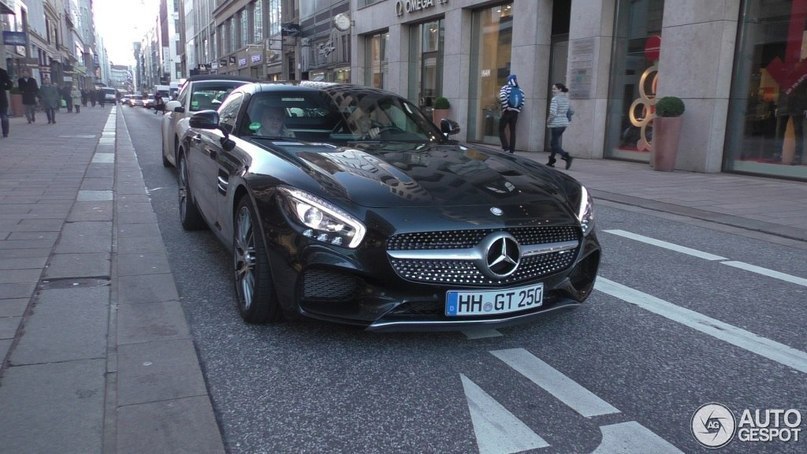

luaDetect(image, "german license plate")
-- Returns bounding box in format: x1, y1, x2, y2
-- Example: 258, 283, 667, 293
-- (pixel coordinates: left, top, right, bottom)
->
445, 283, 544, 316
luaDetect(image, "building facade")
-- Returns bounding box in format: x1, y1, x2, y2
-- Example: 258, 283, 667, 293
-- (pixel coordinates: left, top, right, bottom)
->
1, 0, 97, 93
351, 0, 806, 182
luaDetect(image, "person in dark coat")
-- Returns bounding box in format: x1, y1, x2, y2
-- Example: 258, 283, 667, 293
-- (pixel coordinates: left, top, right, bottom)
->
38, 76, 60, 124
18, 70, 39, 123
0, 66, 12, 137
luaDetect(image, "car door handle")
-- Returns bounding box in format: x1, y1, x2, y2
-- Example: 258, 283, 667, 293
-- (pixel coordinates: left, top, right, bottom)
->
208, 149, 218, 160
191, 134, 202, 144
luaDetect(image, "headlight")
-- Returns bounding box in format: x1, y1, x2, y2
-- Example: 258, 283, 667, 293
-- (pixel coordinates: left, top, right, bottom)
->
277, 187, 366, 248
577, 186, 594, 236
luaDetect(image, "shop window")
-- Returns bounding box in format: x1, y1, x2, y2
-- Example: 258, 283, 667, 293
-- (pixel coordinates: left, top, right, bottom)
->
468, 3, 513, 144
408, 19, 444, 111
366, 31, 388, 89
725, 0, 807, 180
604, 0, 664, 162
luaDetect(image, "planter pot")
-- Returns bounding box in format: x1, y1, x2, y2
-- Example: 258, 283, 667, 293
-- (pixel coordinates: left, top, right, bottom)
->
10, 93, 24, 117
432, 108, 450, 126
652, 116, 683, 171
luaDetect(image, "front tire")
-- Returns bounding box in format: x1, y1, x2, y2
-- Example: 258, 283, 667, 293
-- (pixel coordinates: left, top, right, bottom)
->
233, 197, 281, 324
177, 152, 206, 230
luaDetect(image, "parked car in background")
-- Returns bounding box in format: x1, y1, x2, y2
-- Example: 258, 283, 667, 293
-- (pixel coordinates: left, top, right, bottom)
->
131, 94, 144, 107
143, 95, 155, 108
161, 74, 254, 167
99, 87, 117, 104
176, 82, 600, 331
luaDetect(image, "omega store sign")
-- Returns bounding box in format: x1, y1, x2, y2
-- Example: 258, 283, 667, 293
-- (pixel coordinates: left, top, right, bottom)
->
395, 0, 448, 17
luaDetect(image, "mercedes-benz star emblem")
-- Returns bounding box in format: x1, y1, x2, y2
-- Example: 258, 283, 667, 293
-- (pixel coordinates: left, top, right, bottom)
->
477, 232, 521, 279
490, 207, 503, 216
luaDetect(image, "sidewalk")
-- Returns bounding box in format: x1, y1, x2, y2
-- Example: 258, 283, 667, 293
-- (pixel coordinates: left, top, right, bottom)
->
0, 108, 805, 452
0, 107, 224, 453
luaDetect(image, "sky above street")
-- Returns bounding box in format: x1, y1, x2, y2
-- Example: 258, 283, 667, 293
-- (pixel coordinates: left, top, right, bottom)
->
94, 0, 159, 65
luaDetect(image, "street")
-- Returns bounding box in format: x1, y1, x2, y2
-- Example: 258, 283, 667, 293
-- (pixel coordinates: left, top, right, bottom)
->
123, 105, 807, 453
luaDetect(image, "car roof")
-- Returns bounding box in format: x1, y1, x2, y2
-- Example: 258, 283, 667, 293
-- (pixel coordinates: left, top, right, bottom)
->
185, 74, 256, 83
232, 81, 387, 97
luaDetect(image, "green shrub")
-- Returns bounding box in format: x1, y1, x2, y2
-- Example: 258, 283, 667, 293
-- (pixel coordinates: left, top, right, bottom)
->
655, 96, 685, 117
433, 96, 450, 109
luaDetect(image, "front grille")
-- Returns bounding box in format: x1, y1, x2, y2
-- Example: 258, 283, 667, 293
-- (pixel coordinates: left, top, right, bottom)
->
387, 226, 579, 250
387, 226, 580, 286
302, 269, 358, 300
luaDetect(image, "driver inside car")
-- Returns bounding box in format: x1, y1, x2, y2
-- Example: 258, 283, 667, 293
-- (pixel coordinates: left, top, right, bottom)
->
253, 106, 295, 138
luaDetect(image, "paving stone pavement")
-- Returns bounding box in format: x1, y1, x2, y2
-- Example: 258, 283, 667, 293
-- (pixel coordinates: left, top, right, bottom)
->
0, 107, 224, 453
0, 104, 805, 453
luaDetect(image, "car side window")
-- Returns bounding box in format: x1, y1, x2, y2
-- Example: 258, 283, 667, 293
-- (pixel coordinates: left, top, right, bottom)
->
218, 92, 243, 134
177, 85, 188, 107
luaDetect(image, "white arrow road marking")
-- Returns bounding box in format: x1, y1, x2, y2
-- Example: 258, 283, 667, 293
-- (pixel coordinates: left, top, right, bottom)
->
603, 229, 727, 260
595, 278, 807, 373
490, 348, 620, 418
460, 374, 549, 453
593, 422, 683, 454
721, 261, 807, 287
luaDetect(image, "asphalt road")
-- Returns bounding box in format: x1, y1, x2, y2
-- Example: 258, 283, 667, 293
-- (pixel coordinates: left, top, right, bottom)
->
123, 106, 806, 453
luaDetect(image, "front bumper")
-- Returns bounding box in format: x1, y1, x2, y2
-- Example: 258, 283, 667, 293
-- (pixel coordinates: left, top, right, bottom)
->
270, 230, 601, 332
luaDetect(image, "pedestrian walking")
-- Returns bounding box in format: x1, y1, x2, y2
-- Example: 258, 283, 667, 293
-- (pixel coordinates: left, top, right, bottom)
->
0, 66, 12, 137
98, 88, 105, 108
498, 74, 525, 153
60, 84, 73, 113
89, 89, 96, 107
71, 85, 82, 113
38, 76, 60, 124
18, 70, 39, 124
546, 82, 574, 169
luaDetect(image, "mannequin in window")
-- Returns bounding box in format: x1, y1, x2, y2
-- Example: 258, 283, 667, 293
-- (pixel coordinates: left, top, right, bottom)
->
775, 80, 807, 165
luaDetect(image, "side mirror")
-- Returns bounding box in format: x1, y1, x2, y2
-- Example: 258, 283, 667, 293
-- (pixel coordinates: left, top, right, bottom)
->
440, 118, 461, 136
189, 110, 220, 129
189, 110, 234, 150
165, 100, 182, 113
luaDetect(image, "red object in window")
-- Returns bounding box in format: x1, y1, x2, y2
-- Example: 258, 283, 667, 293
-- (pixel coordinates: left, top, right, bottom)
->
644, 35, 661, 62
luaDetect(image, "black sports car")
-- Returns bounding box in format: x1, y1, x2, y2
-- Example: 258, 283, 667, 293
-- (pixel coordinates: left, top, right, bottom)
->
178, 82, 600, 331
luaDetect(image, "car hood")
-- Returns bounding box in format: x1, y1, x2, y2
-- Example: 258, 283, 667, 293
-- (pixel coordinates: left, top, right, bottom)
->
280, 142, 575, 213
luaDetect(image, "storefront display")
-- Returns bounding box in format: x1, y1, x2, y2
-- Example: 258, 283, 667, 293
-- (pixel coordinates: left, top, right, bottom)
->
605, 0, 664, 162
468, 3, 513, 145
726, 0, 807, 179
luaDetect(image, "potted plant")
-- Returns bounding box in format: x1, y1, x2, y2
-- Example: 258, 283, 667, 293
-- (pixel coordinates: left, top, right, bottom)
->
652, 96, 685, 171
432, 96, 451, 125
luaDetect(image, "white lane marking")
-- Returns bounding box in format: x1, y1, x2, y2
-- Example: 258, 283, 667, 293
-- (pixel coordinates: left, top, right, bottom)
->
603, 229, 727, 261
593, 422, 683, 454
721, 261, 807, 287
595, 278, 807, 374
490, 348, 620, 418
460, 374, 550, 453
462, 328, 503, 339
605, 229, 807, 287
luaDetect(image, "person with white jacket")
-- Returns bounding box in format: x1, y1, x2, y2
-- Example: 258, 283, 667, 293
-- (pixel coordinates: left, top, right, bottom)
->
546, 82, 573, 169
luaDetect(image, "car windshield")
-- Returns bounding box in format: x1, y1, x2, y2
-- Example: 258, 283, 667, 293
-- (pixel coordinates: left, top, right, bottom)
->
242, 89, 445, 144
